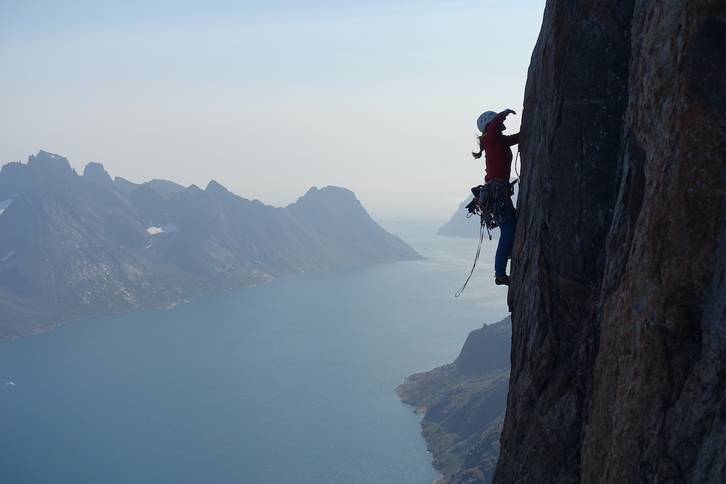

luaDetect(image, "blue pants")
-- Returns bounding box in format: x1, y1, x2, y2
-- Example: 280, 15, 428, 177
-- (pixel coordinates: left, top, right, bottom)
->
494, 199, 516, 278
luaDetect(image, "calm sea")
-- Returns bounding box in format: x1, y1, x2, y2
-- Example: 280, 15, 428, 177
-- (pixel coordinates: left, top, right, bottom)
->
0, 221, 509, 484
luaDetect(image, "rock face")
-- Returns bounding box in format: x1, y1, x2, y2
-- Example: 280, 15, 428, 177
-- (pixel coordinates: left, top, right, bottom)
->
0, 151, 422, 340
491, 0, 726, 483
397, 317, 511, 484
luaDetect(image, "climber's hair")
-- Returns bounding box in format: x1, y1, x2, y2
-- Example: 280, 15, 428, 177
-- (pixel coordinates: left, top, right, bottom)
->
472, 132, 486, 159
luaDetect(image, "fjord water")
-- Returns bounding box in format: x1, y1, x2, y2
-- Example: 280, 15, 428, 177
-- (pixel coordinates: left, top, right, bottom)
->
0, 222, 509, 484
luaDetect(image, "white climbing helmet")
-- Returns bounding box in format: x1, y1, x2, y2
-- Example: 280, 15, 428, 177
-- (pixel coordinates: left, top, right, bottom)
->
477, 111, 497, 133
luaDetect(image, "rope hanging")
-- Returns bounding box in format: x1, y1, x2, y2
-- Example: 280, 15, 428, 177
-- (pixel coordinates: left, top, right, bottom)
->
455, 221, 487, 297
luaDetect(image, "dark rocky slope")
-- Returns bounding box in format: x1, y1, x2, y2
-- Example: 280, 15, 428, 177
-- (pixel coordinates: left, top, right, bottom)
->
397, 317, 511, 484
0, 151, 422, 340
488, 0, 726, 483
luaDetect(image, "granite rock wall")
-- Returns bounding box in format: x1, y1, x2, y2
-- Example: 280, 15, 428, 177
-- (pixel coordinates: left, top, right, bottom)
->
493, 0, 726, 482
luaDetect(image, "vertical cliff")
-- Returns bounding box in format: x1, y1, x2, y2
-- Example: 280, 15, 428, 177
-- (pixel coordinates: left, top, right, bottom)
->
494, 0, 726, 482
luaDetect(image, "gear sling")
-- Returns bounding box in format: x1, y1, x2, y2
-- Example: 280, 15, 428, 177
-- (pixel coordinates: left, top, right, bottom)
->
455, 178, 517, 297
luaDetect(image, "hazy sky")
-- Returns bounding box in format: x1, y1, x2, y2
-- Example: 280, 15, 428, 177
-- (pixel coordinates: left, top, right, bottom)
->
1, 0, 544, 222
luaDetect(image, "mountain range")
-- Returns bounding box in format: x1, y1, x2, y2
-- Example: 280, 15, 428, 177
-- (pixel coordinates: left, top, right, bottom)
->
0, 151, 422, 340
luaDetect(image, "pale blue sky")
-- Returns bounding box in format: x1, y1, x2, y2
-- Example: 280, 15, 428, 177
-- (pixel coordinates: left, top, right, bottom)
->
1, 0, 544, 222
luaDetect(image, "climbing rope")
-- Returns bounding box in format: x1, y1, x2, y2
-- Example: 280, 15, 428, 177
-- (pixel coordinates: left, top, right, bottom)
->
456, 175, 519, 297
455, 221, 487, 297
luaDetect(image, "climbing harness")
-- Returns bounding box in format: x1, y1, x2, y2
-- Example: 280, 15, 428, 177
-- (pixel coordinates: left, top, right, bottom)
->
455, 178, 518, 297
466, 179, 517, 239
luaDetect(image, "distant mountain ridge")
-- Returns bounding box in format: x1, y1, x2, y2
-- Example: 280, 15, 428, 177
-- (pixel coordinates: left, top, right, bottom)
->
0, 151, 422, 340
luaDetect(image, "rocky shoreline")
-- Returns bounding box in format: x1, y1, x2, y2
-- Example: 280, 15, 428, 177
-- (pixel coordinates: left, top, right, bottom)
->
397, 317, 511, 484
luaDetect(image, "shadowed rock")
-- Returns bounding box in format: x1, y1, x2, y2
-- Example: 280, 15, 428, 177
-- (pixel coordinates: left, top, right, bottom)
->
490, 0, 726, 483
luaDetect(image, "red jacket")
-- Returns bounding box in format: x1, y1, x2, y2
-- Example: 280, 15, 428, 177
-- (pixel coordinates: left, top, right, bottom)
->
483, 111, 520, 182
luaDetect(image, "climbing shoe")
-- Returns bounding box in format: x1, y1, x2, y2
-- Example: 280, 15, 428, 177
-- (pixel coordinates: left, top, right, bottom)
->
495, 275, 510, 286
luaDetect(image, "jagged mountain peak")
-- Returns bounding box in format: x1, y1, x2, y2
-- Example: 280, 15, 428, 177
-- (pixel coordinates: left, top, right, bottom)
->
27, 151, 76, 175
205, 179, 232, 197
113, 177, 187, 195
29, 150, 70, 164
292, 185, 364, 213
298, 185, 353, 199
0, 151, 78, 200
83, 162, 114, 187
0, 154, 421, 340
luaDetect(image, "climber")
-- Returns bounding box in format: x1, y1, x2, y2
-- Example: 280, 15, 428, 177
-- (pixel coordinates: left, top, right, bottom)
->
472, 109, 520, 286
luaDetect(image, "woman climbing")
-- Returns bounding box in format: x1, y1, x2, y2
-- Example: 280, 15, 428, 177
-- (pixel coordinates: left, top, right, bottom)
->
472, 109, 519, 286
